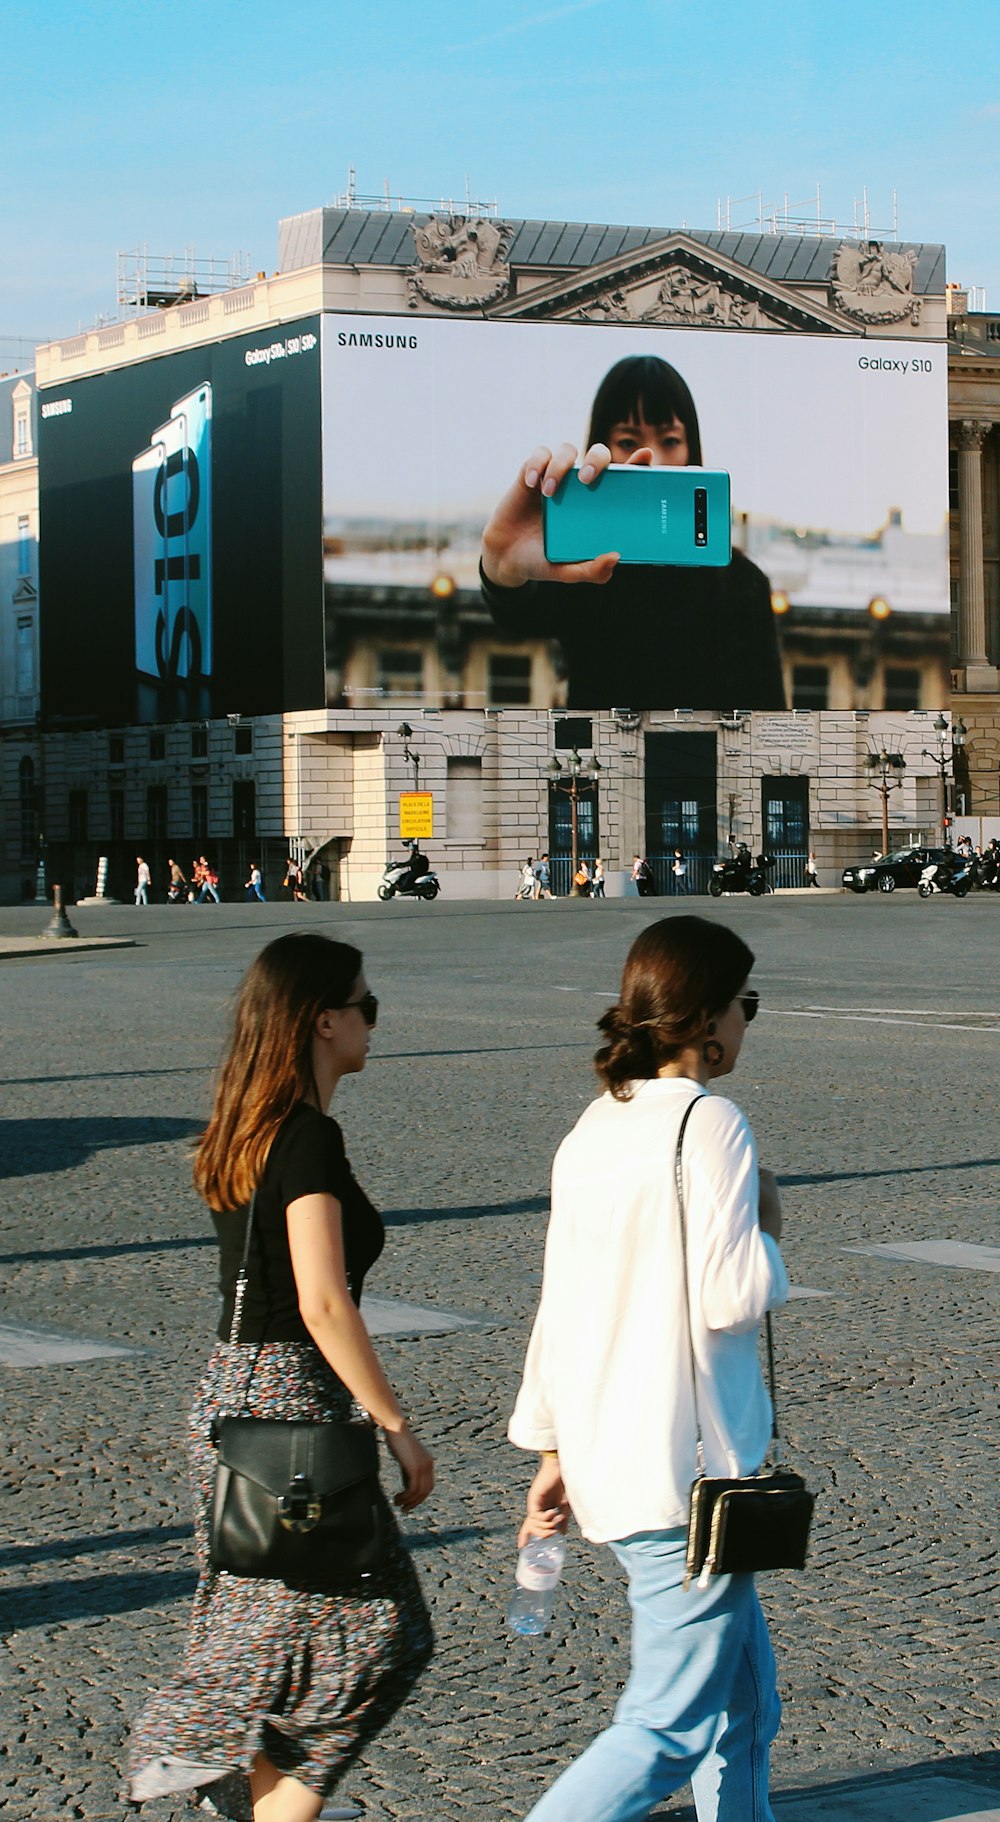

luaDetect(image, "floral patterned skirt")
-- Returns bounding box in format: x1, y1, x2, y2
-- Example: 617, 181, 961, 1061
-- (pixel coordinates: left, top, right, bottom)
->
128, 1341, 433, 1817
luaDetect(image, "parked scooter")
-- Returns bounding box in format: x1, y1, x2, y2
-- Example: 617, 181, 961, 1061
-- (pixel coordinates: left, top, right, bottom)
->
918, 855, 973, 898
377, 853, 441, 901
708, 851, 776, 899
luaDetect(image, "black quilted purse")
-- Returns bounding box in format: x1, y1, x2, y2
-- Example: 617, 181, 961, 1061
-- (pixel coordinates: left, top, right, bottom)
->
209, 1193, 389, 1589
674, 1099, 815, 1589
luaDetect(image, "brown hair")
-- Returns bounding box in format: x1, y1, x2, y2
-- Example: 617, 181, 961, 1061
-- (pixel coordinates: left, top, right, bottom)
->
595, 916, 754, 1101
193, 933, 363, 1212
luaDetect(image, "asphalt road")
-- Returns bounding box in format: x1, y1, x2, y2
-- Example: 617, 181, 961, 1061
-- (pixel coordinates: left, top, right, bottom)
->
1, 892, 999, 1820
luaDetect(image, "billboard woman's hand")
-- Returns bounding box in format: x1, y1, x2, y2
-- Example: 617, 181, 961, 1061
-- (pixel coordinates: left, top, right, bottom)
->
481, 441, 622, 588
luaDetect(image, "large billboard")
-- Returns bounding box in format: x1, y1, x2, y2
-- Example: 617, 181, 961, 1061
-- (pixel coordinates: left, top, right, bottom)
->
39, 318, 322, 725
322, 314, 950, 710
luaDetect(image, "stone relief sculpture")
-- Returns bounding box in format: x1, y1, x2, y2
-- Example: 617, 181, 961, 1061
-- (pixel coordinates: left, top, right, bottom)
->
407, 215, 512, 309
577, 267, 776, 328
830, 240, 920, 325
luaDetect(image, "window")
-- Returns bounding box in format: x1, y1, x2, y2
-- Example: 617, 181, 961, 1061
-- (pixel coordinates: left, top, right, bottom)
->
762, 776, 809, 850
68, 790, 88, 844
791, 665, 829, 710
233, 779, 256, 839
15, 617, 34, 695
15, 413, 28, 457
191, 726, 209, 759
643, 732, 717, 858
446, 757, 483, 841
19, 756, 37, 860
12, 383, 32, 460
376, 648, 424, 699
487, 652, 532, 706
149, 731, 166, 762
110, 791, 125, 844
234, 724, 253, 756
553, 717, 593, 751
883, 667, 920, 711
109, 734, 125, 767
146, 784, 168, 842
548, 782, 599, 855
16, 516, 30, 579
192, 783, 209, 846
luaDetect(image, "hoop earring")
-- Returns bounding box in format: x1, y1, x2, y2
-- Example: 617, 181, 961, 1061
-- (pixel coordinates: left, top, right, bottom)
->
702, 1038, 724, 1066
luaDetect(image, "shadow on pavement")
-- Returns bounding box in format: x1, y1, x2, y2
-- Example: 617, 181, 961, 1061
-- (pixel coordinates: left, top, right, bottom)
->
0, 1524, 193, 1571
0, 1198, 549, 1263
4, 1568, 198, 1630
782, 1156, 1000, 1188
0, 1115, 202, 1180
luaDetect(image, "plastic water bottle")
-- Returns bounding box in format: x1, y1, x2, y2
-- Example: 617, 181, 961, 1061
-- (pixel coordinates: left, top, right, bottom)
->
507, 1535, 567, 1635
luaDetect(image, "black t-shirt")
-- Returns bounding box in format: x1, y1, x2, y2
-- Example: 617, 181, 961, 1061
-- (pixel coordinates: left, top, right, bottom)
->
213, 1102, 384, 1344
482, 552, 785, 710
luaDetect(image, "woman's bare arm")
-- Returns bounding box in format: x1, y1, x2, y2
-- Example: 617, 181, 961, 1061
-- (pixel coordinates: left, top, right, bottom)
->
286, 1192, 434, 1511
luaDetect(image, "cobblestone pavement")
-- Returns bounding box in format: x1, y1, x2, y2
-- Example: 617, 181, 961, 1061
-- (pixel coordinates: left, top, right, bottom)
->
1, 894, 999, 1820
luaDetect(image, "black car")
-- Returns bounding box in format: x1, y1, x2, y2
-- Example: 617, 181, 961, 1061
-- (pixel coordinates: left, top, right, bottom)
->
842, 847, 949, 894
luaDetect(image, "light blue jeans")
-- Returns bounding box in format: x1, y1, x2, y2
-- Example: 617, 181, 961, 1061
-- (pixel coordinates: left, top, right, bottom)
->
525, 1527, 780, 1822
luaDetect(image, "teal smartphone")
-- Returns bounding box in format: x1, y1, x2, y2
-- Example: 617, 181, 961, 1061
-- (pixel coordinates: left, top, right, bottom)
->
543, 464, 732, 567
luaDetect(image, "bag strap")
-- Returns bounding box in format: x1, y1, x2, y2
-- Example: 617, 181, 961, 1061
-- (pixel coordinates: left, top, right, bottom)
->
218, 1189, 262, 1420
674, 1096, 780, 1475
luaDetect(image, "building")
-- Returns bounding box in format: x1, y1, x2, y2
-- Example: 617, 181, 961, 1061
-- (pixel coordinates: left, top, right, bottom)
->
0, 370, 41, 900
947, 292, 1000, 827
2, 201, 959, 899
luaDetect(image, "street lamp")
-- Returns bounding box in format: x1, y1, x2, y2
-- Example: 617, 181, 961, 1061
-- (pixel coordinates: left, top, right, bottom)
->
864, 747, 906, 857
397, 723, 420, 790
921, 713, 952, 846
547, 748, 602, 889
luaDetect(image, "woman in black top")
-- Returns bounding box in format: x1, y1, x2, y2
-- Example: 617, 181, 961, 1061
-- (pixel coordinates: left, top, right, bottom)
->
481, 354, 785, 710
129, 934, 433, 1822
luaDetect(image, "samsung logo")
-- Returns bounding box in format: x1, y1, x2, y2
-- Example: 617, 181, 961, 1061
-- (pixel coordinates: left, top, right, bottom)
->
41, 397, 73, 418
337, 332, 418, 349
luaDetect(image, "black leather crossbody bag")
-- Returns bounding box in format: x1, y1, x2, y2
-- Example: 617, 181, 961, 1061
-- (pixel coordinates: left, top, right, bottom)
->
209, 1191, 389, 1589
675, 1098, 815, 1589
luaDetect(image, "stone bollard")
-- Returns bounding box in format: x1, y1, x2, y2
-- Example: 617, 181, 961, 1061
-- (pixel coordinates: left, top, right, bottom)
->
40, 884, 79, 941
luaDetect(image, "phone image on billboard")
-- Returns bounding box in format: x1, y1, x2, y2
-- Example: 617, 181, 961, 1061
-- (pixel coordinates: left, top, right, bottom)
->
543, 464, 731, 567
132, 383, 212, 715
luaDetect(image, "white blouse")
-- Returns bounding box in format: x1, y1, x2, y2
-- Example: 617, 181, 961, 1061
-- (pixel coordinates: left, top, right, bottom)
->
508, 1076, 788, 1544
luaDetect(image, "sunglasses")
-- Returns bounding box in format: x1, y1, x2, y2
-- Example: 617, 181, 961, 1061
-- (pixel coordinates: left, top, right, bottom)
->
738, 991, 759, 1023
342, 990, 379, 1027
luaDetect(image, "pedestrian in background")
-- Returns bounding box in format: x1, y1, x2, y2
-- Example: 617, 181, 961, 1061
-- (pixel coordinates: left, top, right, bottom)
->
245, 862, 266, 903
804, 851, 820, 888
533, 854, 552, 899
195, 857, 221, 904
516, 859, 536, 901
671, 850, 689, 894
572, 859, 592, 897
128, 934, 434, 1822
591, 857, 606, 899
134, 856, 151, 907
509, 916, 787, 1822
167, 858, 188, 904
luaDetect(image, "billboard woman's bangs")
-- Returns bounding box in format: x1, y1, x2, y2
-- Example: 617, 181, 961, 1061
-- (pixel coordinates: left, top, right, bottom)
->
587, 356, 703, 465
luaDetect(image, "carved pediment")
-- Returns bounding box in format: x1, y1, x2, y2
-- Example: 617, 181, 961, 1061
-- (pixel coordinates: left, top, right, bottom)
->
489, 232, 851, 333
12, 577, 36, 606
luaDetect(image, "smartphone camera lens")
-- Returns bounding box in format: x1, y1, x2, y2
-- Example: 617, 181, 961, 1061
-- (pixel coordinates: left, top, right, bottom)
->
694, 487, 708, 547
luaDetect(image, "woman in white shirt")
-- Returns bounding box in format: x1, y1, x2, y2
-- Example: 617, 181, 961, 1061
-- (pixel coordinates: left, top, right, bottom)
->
509, 915, 788, 1822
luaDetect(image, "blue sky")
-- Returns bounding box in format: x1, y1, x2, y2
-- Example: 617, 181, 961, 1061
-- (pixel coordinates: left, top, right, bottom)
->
2, 0, 998, 354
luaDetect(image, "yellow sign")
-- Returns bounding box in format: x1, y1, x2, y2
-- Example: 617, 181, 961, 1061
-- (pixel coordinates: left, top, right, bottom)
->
399, 793, 434, 839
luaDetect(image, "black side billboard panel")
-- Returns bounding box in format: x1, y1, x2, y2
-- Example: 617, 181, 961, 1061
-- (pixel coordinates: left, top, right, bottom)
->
39, 318, 322, 725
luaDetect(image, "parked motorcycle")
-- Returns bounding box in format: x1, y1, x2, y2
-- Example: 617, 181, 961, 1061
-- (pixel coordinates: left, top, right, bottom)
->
377, 856, 441, 901
708, 853, 775, 899
918, 856, 973, 898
